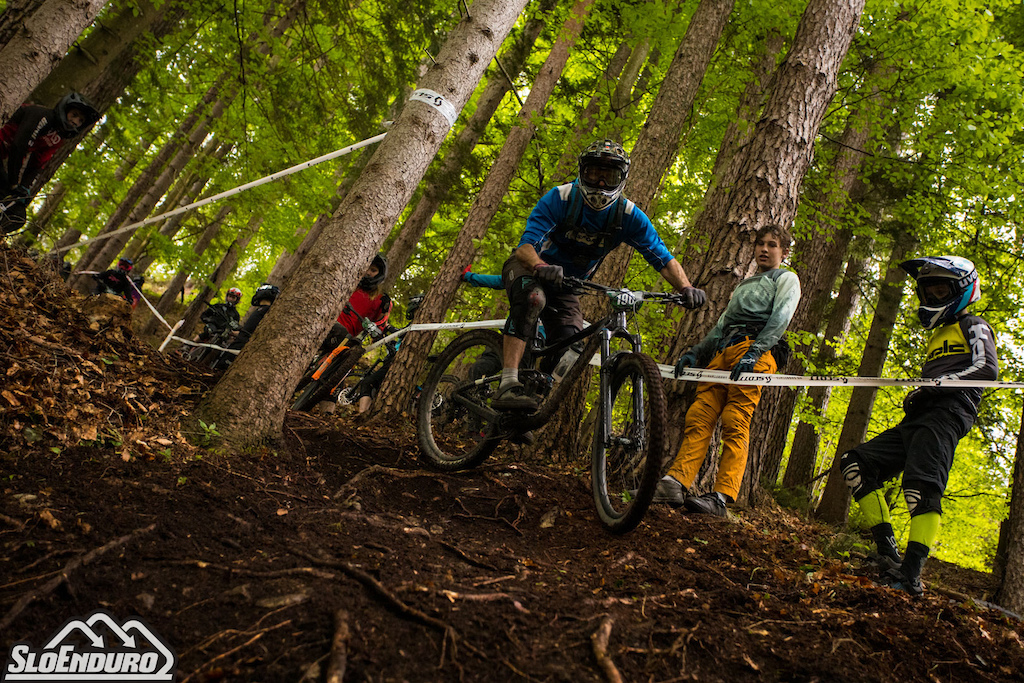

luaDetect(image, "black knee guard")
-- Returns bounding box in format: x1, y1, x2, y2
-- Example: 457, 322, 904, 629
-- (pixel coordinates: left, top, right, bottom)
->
504, 279, 546, 340
903, 480, 943, 516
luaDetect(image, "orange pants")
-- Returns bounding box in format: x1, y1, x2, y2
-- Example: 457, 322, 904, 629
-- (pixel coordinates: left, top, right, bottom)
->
666, 340, 776, 501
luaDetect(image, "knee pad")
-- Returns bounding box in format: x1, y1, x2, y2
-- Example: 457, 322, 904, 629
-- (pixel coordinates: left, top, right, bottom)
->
903, 481, 942, 516
505, 282, 546, 340
840, 450, 867, 498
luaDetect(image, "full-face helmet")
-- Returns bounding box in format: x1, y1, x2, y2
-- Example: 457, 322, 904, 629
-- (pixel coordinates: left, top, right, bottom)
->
251, 283, 280, 306
225, 287, 243, 304
406, 294, 425, 322
54, 92, 99, 136
359, 253, 388, 290
117, 257, 133, 271
899, 256, 980, 330
577, 139, 630, 211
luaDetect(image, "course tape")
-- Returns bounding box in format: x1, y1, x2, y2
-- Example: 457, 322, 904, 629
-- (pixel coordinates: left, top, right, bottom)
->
365, 319, 1024, 390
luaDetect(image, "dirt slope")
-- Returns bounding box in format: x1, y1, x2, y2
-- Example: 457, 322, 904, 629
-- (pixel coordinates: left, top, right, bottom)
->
2, 246, 1023, 682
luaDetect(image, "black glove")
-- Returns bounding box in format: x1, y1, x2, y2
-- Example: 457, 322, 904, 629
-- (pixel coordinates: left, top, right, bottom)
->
729, 350, 760, 381
534, 264, 564, 286
674, 351, 698, 378
679, 286, 706, 309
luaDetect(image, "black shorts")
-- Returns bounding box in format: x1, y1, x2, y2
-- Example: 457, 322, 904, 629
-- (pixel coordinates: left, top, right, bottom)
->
501, 256, 583, 344
849, 399, 974, 493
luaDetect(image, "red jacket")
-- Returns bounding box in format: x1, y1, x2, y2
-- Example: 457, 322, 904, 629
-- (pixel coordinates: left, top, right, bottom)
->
0, 105, 66, 191
337, 288, 391, 337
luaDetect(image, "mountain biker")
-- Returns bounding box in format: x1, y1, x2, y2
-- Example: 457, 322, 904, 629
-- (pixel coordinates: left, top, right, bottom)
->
92, 257, 143, 308
0, 93, 100, 234
320, 253, 393, 356
492, 139, 706, 411
197, 287, 242, 343
659, 225, 801, 517
210, 283, 280, 369
842, 256, 997, 596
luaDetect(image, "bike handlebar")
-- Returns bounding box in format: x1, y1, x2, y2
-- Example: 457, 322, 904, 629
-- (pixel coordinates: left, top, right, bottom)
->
562, 276, 690, 306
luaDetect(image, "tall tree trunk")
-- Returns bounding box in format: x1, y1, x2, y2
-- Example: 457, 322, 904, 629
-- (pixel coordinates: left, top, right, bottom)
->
996, 407, 1024, 614
815, 230, 914, 523
196, 0, 530, 447
0, 0, 110, 124
172, 208, 250, 340
662, 0, 865, 505
373, 0, 595, 423
0, 0, 47, 52
741, 70, 887, 503
782, 251, 866, 491
139, 205, 234, 337
381, 5, 551, 291
530, 0, 737, 462
29, 0, 166, 106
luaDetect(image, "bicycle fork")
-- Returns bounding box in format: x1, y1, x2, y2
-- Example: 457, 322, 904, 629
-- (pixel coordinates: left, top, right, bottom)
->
597, 328, 646, 452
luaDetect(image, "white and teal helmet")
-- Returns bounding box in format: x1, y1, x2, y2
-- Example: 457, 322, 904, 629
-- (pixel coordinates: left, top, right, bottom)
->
899, 255, 980, 329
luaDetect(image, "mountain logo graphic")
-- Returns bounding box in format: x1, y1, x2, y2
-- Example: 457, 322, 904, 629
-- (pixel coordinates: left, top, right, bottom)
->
2, 609, 176, 682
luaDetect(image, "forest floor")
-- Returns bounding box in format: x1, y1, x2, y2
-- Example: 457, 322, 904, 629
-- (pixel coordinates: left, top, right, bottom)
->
2, 244, 1024, 683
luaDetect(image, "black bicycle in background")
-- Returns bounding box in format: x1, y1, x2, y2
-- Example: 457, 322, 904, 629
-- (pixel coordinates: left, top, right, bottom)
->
416, 277, 688, 534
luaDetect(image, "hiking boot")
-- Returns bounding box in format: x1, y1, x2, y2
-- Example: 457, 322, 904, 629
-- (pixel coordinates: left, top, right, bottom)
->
883, 541, 927, 597
684, 491, 728, 518
651, 475, 687, 507
491, 382, 538, 411
870, 522, 902, 571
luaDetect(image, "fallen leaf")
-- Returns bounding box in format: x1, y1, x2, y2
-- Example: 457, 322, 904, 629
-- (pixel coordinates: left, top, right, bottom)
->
39, 509, 61, 529
276, 508, 289, 516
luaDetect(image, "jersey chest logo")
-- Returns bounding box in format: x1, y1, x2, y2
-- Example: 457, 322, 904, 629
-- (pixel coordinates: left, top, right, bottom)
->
926, 322, 969, 362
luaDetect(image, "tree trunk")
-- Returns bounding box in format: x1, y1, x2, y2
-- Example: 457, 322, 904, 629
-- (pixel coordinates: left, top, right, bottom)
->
742, 68, 887, 502
0, 0, 110, 124
195, 0, 530, 447
172, 208, 250, 340
782, 251, 866, 491
996, 406, 1024, 613
0, 0, 47, 52
139, 204, 234, 338
815, 230, 914, 523
381, 4, 551, 291
29, 0, 166, 106
373, 0, 594, 423
662, 0, 865, 505
530, 0, 737, 462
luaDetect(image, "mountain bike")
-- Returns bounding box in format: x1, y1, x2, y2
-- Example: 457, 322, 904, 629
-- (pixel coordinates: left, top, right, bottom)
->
416, 277, 687, 534
291, 315, 386, 412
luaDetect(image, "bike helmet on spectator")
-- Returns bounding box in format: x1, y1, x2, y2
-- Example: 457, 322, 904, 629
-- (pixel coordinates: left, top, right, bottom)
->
225, 287, 243, 304
54, 92, 99, 136
251, 283, 280, 306
578, 139, 630, 211
117, 257, 133, 271
899, 256, 980, 330
359, 253, 388, 290
406, 294, 425, 322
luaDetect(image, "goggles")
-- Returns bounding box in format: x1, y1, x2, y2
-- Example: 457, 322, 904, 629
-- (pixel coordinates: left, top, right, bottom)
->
917, 278, 955, 306
581, 164, 624, 188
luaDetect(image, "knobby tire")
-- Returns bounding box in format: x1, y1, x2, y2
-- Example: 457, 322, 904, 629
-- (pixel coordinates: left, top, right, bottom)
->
417, 329, 502, 471
591, 352, 667, 534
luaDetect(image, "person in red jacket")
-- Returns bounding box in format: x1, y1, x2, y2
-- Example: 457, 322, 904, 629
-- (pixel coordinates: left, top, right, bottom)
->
320, 254, 393, 354
0, 93, 99, 233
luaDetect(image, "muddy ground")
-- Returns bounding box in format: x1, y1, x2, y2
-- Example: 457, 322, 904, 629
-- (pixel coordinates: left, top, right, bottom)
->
2, 246, 1023, 682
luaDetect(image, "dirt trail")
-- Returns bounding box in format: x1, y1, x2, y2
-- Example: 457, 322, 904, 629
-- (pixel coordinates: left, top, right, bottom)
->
2, 246, 1022, 682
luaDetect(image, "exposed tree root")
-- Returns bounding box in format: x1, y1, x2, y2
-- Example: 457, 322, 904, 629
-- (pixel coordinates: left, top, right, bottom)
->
325, 609, 350, 683
0, 523, 156, 631
591, 616, 623, 683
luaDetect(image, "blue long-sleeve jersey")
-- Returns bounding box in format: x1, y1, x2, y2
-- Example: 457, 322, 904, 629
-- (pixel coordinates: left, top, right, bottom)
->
517, 183, 675, 280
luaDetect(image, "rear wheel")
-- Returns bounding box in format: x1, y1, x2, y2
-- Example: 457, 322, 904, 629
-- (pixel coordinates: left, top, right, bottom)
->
591, 352, 667, 534
417, 330, 503, 471
291, 346, 363, 412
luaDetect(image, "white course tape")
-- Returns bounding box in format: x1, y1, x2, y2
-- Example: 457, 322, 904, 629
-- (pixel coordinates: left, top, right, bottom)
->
409, 89, 458, 127
363, 319, 1024, 389
49, 130, 388, 257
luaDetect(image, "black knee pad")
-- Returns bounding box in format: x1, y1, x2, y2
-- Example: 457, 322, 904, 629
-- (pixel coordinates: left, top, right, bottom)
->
903, 480, 942, 516
505, 280, 546, 340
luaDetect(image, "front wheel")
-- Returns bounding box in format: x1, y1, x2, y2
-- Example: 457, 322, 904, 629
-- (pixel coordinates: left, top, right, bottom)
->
291, 346, 363, 412
417, 329, 504, 471
591, 352, 667, 534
